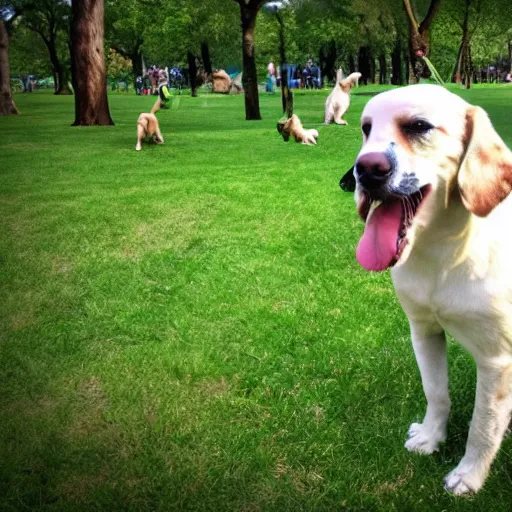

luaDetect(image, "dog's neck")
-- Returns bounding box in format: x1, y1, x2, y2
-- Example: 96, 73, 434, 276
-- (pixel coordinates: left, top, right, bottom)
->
407, 187, 480, 266
339, 83, 351, 93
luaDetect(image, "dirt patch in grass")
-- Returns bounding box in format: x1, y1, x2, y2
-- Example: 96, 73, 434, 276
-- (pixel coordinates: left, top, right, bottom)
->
9, 308, 37, 331
195, 376, 231, 398
360, 462, 414, 496
56, 469, 109, 501
68, 376, 111, 439
51, 256, 74, 276
118, 208, 201, 260
6, 290, 39, 331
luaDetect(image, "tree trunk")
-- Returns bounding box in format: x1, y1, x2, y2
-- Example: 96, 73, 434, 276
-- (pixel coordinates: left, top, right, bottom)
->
39, 35, 67, 94
348, 55, 356, 74
56, 65, 72, 95
404, 47, 410, 83
319, 40, 336, 83
509, 40, 512, 72
238, 1, 261, 120
187, 51, 198, 97
454, 39, 464, 83
131, 49, 142, 89
462, 40, 472, 89
276, 11, 292, 117
406, 25, 430, 82
51, 69, 58, 90
201, 41, 212, 76
46, 40, 72, 95
70, 0, 113, 126
0, 20, 19, 116
459, 0, 472, 89
403, 0, 441, 83
391, 37, 404, 85
379, 54, 387, 84
358, 46, 371, 85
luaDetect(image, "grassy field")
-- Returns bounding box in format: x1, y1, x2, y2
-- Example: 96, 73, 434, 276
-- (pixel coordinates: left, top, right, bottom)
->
1, 84, 512, 512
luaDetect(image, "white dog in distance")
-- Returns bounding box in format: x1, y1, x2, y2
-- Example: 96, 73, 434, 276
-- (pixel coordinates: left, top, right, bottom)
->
324, 71, 361, 125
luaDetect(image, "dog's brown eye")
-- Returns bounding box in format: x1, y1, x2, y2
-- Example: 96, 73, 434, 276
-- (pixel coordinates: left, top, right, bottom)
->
362, 123, 371, 136
402, 120, 434, 135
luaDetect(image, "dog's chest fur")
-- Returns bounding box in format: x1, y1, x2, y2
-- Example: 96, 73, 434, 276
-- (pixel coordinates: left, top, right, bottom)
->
391, 235, 512, 357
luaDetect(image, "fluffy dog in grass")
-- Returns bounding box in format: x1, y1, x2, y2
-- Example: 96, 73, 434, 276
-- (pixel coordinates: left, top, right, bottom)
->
324, 71, 361, 125
277, 114, 319, 145
135, 101, 164, 151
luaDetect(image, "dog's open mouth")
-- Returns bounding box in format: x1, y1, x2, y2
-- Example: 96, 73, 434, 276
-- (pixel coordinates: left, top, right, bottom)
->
356, 185, 432, 271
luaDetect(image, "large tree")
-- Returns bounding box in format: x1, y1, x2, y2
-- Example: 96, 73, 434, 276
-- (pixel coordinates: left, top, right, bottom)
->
0, 14, 19, 115
70, 0, 113, 126
403, 0, 441, 82
21, 0, 71, 94
234, 0, 268, 120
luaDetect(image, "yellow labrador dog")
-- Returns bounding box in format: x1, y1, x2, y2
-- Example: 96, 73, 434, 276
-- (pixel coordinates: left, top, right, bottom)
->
341, 84, 512, 495
324, 72, 361, 125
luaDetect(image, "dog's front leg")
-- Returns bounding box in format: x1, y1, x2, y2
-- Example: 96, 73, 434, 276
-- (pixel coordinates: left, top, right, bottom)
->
136, 124, 145, 151
444, 361, 512, 495
405, 324, 451, 455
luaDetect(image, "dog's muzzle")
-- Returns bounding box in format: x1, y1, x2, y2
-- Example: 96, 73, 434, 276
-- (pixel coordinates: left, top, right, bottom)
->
355, 152, 394, 191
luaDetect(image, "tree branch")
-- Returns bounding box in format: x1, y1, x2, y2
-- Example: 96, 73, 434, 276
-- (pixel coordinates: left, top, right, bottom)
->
402, 0, 418, 30
419, 0, 441, 33
24, 21, 49, 44
111, 45, 130, 58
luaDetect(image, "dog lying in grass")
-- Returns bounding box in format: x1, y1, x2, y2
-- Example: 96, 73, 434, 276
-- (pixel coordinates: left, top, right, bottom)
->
324, 71, 362, 125
135, 101, 164, 151
277, 114, 318, 145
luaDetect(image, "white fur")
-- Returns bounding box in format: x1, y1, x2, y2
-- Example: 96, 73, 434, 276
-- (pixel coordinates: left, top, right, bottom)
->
301, 128, 319, 145
324, 72, 361, 125
353, 84, 512, 495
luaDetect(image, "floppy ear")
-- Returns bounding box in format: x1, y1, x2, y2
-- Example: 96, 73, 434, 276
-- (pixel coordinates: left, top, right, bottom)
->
340, 166, 356, 192
458, 106, 512, 217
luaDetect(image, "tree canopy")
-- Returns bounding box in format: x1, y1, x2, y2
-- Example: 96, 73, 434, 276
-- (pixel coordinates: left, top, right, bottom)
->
4, 0, 512, 99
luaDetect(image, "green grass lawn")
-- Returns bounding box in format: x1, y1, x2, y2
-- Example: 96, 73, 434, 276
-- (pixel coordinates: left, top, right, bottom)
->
1, 85, 512, 512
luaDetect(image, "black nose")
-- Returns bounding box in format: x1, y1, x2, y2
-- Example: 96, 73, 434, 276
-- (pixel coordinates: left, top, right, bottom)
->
355, 152, 392, 189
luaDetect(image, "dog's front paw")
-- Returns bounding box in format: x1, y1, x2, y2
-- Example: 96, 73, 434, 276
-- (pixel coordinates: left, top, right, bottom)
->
135, 144, 142, 151
404, 422, 446, 454
444, 461, 486, 496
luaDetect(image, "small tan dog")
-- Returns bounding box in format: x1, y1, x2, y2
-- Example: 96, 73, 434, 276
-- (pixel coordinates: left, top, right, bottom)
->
324, 71, 361, 125
277, 114, 319, 145
135, 102, 164, 151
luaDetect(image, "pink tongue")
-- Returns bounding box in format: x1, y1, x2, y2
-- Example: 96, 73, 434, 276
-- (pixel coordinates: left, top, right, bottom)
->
356, 201, 402, 271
